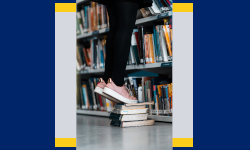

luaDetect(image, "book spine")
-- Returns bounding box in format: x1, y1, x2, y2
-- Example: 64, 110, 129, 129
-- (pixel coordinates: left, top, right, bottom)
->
161, 86, 165, 114
82, 84, 87, 109
79, 84, 84, 109
154, 0, 167, 13
88, 6, 92, 32
138, 86, 143, 103
103, 5, 107, 28
157, 86, 162, 114
89, 79, 97, 110
93, 78, 100, 109
153, 25, 159, 62
159, 27, 169, 62
80, 9, 85, 31
130, 46, 136, 65
165, 86, 170, 116
84, 6, 88, 32
134, 32, 141, 61
144, 34, 149, 64
163, 25, 172, 56
132, 78, 138, 99
131, 30, 140, 65
98, 95, 103, 110
128, 77, 136, 98
151, 0, 161, 13
142, 78, 145, 102
148, 34, 155, 63
138, 27, 144, 64
77, 11, 84, 34
155, 26, 163, 62
141, 27, 145, 65
153, 85, 159, 115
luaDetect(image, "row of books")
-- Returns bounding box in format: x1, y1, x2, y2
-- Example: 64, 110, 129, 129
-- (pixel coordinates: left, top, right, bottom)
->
76, 37, 107, 70
77, 77, 115, 111
77, 77, 173, 116
129, 20, 172, 65
76, 19, 172, 70
137, 0, 172, 19
76, 1, 109, 35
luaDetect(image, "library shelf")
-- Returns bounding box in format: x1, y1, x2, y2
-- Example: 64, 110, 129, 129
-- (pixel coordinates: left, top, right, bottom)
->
76, 12, 172, 40
77, 109, 172, 122
77, 62, 172, 74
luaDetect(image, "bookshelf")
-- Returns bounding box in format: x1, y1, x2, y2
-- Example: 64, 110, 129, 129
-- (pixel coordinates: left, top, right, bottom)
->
76, 1, 173, 122
76, 12, 172, 40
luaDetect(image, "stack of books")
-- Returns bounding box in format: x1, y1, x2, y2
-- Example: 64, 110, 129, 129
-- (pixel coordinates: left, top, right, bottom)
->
109, 103, 155, 128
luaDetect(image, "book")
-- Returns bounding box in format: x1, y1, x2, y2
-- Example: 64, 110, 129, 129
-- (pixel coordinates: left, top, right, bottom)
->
151, 0, 161, 13
84, 6, 88, 32
112, 108, 148, 114
109, 113, 148, 121
76, 16, 81, 35
138, 27, 144, 64
76, 11, 84, 34
110, 119, 155, 128
162, 21, 172, 56
83, 47, 91, 66
130, 46, 136, 65
140, 8, 149, 18
114, 104, 146, 110
153, 85, 159, 115
159, 25, 169, 62
144, 34, 149, 63
138, 86, 143, 102
155, 25, 163, 62
131, 29, 140, 65
134, 33, 141, 63
148, 34, 155, 63
80, 8, 85, 32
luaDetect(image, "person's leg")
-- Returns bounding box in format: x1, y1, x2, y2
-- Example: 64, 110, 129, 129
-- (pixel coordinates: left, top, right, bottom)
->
111, 1, 139, 86
103, 2, 116, 83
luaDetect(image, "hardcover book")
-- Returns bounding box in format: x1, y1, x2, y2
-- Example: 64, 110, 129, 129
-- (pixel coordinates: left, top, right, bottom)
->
110, 119, 155, 128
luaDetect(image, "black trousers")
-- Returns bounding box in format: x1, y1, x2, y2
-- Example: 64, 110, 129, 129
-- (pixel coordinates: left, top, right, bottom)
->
103, 0, 139, 86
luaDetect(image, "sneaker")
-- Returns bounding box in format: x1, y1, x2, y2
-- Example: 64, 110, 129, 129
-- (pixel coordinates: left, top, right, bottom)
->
94, 78, 121, 103
103, 78, 138, 104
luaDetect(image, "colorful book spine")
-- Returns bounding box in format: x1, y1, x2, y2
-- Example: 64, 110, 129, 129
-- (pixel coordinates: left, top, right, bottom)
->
163, 24, 172, 56
159, 26, 169, 62
84, 6, 88, 32
144, 34, 149, 64
148, 34, 155, 63
132, 78, 138, 99
153, 85, 159, 115
153, 25, 159, 62
155, 26, 163, 62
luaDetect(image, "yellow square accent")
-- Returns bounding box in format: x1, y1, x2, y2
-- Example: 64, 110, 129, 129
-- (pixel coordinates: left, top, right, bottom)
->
173, 3, 193, 12
55, 138, 76, 147
55, 3, 76, 12
172, 138, 193, 147
106, 103, 109, 107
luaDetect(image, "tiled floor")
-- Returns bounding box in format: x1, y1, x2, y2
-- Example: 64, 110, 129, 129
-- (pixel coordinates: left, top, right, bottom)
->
77, 115, 172, 150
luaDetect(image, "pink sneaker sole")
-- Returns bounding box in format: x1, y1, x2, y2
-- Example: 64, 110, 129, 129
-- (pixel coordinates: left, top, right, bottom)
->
94, 87, 121, 103
103, 87, 138, 104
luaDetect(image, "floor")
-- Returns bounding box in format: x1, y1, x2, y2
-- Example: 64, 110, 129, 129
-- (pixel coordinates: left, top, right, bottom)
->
77, 115, 172, 150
